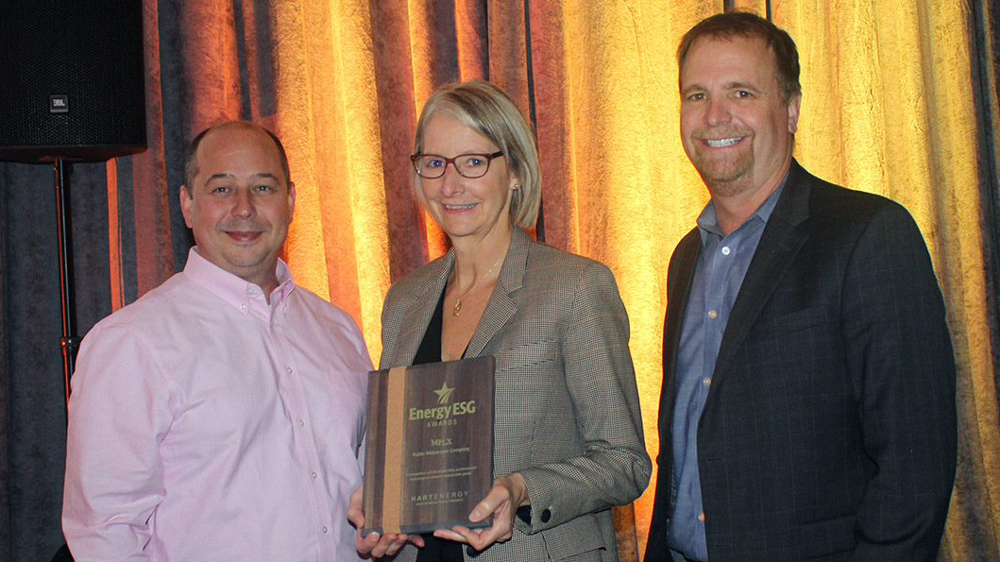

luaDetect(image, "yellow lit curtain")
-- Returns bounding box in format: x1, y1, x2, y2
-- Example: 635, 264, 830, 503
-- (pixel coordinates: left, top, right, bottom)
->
117, 0, 999, 559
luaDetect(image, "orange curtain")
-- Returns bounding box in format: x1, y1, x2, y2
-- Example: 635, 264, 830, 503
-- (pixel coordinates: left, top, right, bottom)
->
112, 1, 999, 559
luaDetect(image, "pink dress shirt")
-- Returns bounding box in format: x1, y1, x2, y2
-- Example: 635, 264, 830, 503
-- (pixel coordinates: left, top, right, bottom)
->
63, 248, 372, 561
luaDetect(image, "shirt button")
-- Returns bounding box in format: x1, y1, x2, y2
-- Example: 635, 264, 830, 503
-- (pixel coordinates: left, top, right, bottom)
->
311, 471, 318, 480
708, 310, 718, 319
298, 419, 305, 427
703, 377, 711, 387
322, 526, 328, 534
286, 367, 293, 374
698, 513, 706, 522
240, 303, 247, 310
721, 246, 731, 255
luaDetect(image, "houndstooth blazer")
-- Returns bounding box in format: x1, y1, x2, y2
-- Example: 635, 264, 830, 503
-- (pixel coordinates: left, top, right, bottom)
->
379, 228, 651, 562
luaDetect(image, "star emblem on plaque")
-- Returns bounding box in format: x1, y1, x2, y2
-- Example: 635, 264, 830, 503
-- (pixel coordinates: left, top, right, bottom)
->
433, 382, 455, 404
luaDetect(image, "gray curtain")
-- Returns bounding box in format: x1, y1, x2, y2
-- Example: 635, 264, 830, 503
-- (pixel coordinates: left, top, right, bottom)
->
0, 162, 114, 561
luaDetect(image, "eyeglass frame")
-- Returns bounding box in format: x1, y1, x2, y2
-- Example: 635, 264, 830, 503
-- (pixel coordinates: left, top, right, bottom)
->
410, 151, 505, 179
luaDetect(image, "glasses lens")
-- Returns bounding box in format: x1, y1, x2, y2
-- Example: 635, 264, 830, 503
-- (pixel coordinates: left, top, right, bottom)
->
415, 155, 445, 178
455, 154, 490, 178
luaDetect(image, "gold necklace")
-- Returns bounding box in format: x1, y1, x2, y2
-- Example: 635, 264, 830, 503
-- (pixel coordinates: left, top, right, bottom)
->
452, 253, 505, 316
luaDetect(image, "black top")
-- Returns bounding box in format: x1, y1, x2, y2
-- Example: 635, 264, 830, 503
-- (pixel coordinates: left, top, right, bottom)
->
413, 285, 445, 365
413, 287, 465, 562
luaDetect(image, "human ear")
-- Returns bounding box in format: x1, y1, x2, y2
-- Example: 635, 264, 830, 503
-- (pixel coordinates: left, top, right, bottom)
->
180, 185, 195, 228
786, 92, 802, 134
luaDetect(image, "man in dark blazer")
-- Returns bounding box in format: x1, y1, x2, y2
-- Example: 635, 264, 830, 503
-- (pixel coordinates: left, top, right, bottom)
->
645, 12, 956, 562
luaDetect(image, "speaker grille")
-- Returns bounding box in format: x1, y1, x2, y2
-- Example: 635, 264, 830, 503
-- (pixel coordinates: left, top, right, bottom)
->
0, 1, 146, 162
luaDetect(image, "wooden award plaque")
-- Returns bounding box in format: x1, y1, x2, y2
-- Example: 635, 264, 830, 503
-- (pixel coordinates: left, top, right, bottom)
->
362, 356, 495, 536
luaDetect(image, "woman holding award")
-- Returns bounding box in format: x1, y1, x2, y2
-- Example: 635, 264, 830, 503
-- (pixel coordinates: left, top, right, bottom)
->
351, 80, 650, 561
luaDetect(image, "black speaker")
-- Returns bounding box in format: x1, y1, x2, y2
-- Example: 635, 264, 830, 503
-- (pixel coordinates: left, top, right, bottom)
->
0, 1, 146, 163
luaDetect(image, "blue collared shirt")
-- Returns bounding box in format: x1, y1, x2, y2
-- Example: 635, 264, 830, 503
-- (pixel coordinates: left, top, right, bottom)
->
667, 182, 785, 561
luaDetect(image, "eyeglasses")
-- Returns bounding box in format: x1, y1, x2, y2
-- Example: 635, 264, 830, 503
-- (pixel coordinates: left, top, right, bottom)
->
410, 151, 504, 179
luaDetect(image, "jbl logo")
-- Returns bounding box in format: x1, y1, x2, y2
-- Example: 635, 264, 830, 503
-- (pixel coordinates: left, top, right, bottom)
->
49, 95, 69, 114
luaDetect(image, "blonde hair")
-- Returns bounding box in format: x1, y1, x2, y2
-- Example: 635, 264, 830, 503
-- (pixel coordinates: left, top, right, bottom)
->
413, 80, 541, 229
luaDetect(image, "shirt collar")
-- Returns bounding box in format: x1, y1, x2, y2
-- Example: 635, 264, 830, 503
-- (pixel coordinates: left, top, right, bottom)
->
183, 247, 296, 317
697, 174, 788, 239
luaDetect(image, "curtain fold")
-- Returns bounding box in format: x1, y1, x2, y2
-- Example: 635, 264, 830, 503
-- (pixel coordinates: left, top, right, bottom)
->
968, 0, 1000, 558
1, 1, 998, 559
0, 161, 115, 560
0, 168, 9, 562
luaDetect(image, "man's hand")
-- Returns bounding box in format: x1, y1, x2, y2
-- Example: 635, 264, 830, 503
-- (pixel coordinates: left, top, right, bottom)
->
432, 473, 529, 552
348, 486, 425, 558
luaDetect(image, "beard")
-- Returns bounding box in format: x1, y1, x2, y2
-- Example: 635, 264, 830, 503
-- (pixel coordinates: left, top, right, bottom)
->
686, 129, 755, 198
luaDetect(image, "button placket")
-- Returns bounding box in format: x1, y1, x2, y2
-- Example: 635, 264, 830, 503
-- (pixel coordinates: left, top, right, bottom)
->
271, 331, 331, 544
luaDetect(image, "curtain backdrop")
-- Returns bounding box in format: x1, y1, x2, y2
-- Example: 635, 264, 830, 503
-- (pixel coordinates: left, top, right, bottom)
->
1, 1, 998, 561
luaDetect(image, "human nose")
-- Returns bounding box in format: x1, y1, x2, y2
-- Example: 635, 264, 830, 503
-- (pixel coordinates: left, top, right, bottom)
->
704, 97, 731, 126
439, 163, 464, 197
231, 188, 256, 218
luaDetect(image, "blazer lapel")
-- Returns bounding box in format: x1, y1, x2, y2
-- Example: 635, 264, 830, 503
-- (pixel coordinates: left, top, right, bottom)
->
465, 229, 528, 358
710, 160, 813, 386
659, 229, 702, 513
661, 229, 701, 427
392, 252, 454, 365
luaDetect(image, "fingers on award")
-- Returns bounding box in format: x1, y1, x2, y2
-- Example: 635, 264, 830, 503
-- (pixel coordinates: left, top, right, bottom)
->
362, 356, 495, 535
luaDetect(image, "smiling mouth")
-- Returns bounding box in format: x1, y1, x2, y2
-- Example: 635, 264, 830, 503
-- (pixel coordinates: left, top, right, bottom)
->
226, 231, 263, 243
443, 203, 477, 211
704, 137, 744, 148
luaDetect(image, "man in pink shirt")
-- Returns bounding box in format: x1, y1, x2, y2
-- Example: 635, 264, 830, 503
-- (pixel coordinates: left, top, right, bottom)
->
62, 121, 372, 561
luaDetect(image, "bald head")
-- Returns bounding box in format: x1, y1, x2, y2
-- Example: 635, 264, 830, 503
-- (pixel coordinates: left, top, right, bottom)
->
184, 121, 291, 189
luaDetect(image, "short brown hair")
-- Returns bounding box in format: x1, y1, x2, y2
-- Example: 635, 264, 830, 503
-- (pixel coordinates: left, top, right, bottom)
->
678, 11, 801, 103
413, 80, 541, 230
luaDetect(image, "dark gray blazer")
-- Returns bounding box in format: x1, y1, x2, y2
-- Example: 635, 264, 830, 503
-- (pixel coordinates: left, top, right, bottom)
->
645, 160, 956, 562
381, 228, 651, 562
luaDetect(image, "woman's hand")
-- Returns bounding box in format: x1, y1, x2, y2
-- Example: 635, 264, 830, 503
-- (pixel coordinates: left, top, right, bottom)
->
433, 473, 529, 552
348, 485, 425, 558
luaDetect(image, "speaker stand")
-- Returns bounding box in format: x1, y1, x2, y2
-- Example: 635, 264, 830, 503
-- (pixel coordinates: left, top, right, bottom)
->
48, 159, 79, 562
54, 159, 80, 415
